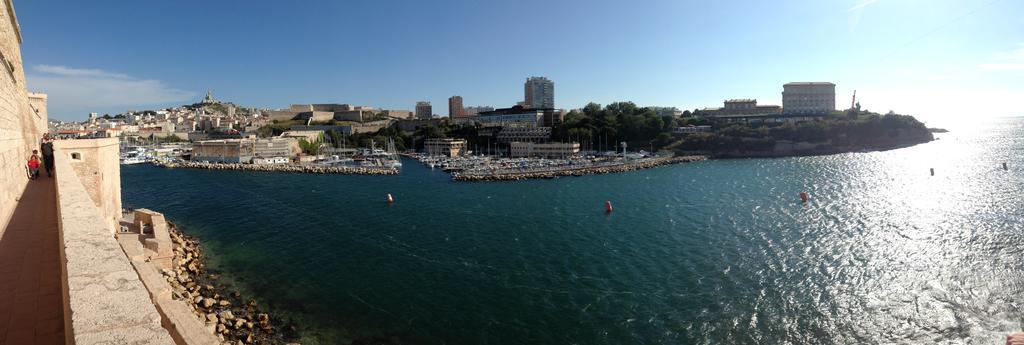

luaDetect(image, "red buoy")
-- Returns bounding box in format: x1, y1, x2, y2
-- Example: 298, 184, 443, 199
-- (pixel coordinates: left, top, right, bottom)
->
605, 200, 613, 213
386, 193, 394, 204
799, 192, 809, 203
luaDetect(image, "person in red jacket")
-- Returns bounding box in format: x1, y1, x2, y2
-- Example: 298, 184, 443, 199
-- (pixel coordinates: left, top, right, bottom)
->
27, 150, 41, 180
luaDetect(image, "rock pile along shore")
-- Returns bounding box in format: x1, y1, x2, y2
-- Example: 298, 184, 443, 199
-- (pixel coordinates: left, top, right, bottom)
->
155, 161, 399, 175
452, 155, 707, 182
164, 222, 298, 344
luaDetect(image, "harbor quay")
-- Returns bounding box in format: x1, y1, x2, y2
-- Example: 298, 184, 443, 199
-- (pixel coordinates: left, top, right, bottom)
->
154, 160, 399, 175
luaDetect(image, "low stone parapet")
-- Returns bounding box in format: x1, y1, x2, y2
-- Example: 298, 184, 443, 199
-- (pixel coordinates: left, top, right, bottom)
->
54, 147, 175, 344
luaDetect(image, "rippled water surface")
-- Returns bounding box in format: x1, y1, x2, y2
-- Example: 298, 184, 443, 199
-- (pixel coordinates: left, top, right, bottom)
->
122, 118, 1024, 344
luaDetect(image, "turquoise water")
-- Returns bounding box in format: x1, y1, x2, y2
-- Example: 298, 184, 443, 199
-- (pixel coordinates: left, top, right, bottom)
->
122, 118, 1024, 344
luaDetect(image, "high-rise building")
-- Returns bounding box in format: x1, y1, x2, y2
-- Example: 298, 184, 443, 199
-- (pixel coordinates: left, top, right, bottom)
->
415, 101, 433, 119
524, 76, 554, 109
782, 82, 836, 114
448, 96, 467, 118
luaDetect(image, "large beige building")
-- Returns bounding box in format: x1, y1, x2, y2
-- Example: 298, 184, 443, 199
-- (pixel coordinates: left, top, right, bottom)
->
782, 82, 836, 114
192, 139, 256, 163
424, 138, 467, 157
253, 137, 299, 159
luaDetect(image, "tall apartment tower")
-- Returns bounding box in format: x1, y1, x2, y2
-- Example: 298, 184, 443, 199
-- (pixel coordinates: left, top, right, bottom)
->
524, 76, 554, 109
448, 96, 467, 118
415, 101, 433, 120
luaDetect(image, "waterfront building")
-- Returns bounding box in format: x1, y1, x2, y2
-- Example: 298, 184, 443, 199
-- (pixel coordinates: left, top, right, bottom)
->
524, 76, 554, 109
416, 101, 433, 120
424, 138, 467, 157
724, 99, 757, 112
697, 99, 782, 116
496, 126, 552, 144
509, 141, 580, 158
193, 139, 256, 163
253, 138, 299, 159
449, 96, 467, 118
782, 82, 836, 114
464, 106, 494, 116
476, 105, 559, 128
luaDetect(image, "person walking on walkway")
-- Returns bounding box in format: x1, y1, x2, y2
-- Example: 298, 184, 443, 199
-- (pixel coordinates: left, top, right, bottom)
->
26, 150, 41, 180
40, 134, 54, 177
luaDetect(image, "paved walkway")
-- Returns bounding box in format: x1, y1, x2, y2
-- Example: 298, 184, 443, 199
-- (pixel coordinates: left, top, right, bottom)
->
0, 177, 64, 344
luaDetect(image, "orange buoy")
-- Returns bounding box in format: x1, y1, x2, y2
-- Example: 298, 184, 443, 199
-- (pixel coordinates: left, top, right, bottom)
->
386, 193, 394, 204
604, 200, 613, 213
799, 192, 809, 203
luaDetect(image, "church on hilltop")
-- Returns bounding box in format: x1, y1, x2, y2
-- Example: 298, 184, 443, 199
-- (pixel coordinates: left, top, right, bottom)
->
201, 89, 220, 105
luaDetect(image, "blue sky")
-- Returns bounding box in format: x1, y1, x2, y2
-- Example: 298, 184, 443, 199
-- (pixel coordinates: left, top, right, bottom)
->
17, 0, 1024, 124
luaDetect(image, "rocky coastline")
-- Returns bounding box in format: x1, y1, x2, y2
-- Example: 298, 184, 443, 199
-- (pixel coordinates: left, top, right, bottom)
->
452, 155, 707, 182
154, 161, 399, 175
688, 136, 936, 159
163, 222, 299, 344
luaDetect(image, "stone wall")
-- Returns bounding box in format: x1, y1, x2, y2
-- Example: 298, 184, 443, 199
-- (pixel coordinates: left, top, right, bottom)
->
0, 0, 47, 238
53, 138, 122, 232
53, 148, 175, 344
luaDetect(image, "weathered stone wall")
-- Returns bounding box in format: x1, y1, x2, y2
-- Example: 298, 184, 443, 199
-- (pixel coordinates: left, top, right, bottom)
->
0, 0, 47, 238
53, 150, 175, 344
53, 138, 122, 232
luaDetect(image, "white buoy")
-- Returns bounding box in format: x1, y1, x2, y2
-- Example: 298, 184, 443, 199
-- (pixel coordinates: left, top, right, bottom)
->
386, 193, 394, 204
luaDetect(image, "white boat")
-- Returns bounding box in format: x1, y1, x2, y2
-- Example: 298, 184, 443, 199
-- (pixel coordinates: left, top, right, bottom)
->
120, 148, 151, 165
121, 154, 149, 165
314, 155, 354, 166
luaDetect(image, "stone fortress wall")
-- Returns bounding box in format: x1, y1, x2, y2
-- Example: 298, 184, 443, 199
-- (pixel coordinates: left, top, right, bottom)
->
0, 0, 47, 237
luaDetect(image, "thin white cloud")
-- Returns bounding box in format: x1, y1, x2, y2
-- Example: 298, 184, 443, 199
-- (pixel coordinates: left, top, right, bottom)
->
33, 64, 130, 79
27, 65, 196, 119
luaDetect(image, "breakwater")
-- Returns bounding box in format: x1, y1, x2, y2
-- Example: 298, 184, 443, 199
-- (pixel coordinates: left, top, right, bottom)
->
163, 223, 297, 344
155, 161, 398, 175
452, 155, 707, 181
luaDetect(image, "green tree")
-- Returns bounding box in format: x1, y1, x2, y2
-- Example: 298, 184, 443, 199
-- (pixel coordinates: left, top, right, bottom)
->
298, 137, 323, 155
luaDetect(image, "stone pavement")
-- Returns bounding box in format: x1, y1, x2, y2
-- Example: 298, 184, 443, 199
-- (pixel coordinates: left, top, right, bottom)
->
0, 177, 64, 344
